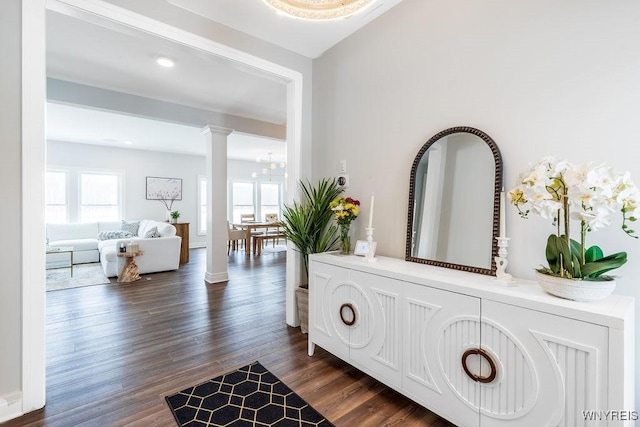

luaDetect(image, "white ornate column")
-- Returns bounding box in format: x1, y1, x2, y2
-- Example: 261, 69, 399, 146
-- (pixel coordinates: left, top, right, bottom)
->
202, 125, 233, 284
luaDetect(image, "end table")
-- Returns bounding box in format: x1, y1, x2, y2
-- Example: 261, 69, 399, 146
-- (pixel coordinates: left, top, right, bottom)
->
117, 250, 143, 283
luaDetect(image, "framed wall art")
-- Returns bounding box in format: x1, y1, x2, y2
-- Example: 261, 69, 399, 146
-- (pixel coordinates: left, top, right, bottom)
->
146, 176, 182, 201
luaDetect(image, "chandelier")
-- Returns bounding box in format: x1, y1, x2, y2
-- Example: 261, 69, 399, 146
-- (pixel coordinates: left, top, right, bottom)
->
251, 152, 287, 182
264, 0, 373, 21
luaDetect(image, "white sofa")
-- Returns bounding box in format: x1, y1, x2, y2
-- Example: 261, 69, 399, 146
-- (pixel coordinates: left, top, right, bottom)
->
46, 219, 181, 278
47, 221, 122, 264
98, 220, 181, 277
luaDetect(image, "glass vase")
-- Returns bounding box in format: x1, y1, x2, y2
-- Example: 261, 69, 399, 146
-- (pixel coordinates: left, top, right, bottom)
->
339, 223, 351, 255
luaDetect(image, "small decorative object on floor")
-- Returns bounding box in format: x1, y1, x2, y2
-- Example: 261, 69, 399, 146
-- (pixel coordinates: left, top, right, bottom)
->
509, 157, 639, 301
330, 196, 360, 254
165, 361, 334, 427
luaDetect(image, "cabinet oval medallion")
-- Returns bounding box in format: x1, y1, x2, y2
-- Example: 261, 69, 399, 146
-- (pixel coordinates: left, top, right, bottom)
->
461, 348, 497, 383
339, 303, 356, 326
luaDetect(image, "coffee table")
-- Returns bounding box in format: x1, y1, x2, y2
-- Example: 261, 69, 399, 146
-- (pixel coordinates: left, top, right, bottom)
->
46, 246, 74, 277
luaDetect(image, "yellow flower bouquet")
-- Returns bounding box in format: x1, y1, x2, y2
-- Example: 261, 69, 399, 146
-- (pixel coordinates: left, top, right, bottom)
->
330, 197, 360, 254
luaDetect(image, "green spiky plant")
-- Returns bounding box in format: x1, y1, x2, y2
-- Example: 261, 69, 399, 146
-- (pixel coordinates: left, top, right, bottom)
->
281, 178, 344, 287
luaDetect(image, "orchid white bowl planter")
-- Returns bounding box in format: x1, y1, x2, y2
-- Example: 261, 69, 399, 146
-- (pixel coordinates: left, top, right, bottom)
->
535, 270, 616, 302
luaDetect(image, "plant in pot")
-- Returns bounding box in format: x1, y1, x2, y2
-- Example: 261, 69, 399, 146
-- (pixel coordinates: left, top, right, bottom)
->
155, 190, 180, 222
280, 178, 343, 333
509, 156, 639, 301
170, 210, 180, 224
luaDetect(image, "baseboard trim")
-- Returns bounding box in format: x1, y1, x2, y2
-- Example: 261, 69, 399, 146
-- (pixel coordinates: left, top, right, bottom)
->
0, 392, 23, 423
204, 271, 229, 284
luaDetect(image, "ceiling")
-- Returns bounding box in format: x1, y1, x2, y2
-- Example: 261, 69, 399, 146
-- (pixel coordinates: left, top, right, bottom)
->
167, 0, 403, 58
45, 0, 403, 161
46, 103, 287, 161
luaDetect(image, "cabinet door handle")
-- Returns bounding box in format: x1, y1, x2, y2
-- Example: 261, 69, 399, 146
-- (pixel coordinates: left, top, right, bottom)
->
339, 303, 356, 326
461, 348, 497, 383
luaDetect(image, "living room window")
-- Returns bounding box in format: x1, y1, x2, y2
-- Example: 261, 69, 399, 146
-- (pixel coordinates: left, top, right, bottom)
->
260, 182, 282, 222
231, 181, 256, 223
228, 180, 283, 224
198, 175, 207, 235
45, 168, 123, 223
79, 172, 122, 222
45, 170, 68, 222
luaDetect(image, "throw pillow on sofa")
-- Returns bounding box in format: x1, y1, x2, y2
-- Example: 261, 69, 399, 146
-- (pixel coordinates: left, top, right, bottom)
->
98, 230, 133, 241
144, 226, 161, 238
121, 220, 141, 236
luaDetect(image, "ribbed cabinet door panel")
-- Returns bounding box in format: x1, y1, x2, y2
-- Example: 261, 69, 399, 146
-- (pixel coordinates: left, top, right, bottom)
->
348, 270, 403, 388
403, 283, 481, 427
308, 262, 350, 361
481, 300, 608, 427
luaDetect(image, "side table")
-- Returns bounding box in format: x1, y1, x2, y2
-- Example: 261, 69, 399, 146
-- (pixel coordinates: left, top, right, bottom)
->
46, 246, 74, 277
173, 222, 190, 264
117, 250, 143, 283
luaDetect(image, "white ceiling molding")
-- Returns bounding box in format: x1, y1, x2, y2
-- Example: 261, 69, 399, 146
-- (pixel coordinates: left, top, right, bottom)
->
47, 78, 286, 140
46, 102, 287, 161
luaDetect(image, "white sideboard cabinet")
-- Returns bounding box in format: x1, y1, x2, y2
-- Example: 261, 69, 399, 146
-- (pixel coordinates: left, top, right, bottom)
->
308, 253, 635, 427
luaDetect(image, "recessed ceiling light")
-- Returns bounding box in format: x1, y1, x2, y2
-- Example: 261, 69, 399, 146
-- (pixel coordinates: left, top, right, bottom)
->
123, 140, 133, 145
156, 56, 175, 68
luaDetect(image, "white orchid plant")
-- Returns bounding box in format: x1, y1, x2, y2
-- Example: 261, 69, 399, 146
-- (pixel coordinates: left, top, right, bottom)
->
509, 157, 639, 280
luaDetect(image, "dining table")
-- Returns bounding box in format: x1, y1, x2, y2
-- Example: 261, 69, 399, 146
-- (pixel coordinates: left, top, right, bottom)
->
231, 221, 283, 255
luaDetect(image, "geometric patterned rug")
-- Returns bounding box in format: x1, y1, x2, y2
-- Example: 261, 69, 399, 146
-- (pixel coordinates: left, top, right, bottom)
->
165, 361, 335, 427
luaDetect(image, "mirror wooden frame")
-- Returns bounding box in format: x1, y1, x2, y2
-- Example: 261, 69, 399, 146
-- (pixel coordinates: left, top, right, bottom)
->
405, 126, 503, 276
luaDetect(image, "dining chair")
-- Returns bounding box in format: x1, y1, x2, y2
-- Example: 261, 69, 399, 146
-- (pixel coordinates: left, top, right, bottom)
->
240, 213, 256, 223
239, 213, 266, 254
264, 213, 285, 247
227, 221, 246, 254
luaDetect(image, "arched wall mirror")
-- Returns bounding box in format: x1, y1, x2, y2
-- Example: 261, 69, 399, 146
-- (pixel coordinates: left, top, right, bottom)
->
406, 127, 503, 275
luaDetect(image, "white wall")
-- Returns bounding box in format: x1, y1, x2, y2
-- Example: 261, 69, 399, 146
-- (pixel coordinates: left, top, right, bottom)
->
313, 0, 640, 408
47, 140, 207, 247
0, 0, 24, 413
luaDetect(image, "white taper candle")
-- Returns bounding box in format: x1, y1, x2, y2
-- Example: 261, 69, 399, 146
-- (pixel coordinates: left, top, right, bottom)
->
368, 193, 375, 229
499, 189, 506, 238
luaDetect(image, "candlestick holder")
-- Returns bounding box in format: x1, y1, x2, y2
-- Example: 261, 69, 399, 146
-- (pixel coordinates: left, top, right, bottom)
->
365, 227, 377, 262
493, 237, 516, 286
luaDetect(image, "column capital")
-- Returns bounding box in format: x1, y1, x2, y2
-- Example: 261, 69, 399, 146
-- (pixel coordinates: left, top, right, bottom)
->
201, 124, 233, 136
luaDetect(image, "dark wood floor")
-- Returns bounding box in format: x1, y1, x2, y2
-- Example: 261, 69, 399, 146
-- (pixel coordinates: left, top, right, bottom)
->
5, 248, 454, 427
